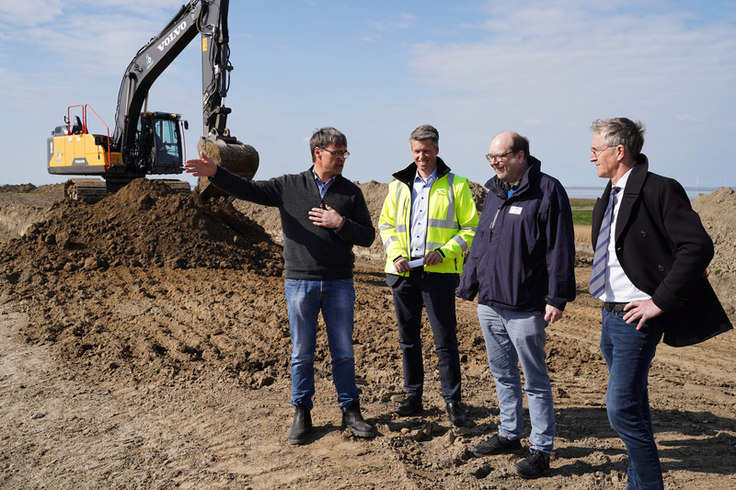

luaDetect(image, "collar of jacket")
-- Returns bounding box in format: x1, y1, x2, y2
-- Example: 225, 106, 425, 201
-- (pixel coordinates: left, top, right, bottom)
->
392, 156, 451, 187
485, 155, 542, 199
601, 153, 648, 239
601, 153, 649, 198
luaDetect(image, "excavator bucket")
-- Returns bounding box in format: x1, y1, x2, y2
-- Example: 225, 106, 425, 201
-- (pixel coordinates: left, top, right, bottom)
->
197, 135, 259, 198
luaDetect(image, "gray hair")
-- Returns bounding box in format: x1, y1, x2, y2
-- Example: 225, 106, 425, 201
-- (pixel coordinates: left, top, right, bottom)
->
310, 127, 348, 162
590, 118, 646, 158
409, 124, 439, 147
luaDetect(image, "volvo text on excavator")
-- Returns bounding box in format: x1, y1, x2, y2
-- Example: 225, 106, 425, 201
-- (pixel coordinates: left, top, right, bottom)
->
47, 0, 258, 201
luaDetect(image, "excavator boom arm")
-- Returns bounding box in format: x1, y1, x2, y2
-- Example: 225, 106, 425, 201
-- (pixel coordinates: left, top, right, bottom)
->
112, 0, 235, 152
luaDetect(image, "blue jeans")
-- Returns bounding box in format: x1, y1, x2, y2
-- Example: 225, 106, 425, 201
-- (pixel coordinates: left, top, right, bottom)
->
600, 309, 664, 490
477, 304, 555, 455
284, 278, 359, 412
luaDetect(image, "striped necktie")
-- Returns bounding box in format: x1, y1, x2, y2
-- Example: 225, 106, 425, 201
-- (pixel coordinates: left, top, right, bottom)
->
589, 187, 621, 299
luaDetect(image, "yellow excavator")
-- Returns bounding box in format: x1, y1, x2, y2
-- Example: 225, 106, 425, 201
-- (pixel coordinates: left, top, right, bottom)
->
47, 0, 258, 201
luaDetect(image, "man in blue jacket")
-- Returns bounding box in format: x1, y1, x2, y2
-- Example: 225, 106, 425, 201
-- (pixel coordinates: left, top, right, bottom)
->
457, 131, 575, 479
184, 127, 376, 446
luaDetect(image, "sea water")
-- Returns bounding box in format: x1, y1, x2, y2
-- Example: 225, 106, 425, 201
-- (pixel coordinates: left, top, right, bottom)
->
565, 187, 717, 202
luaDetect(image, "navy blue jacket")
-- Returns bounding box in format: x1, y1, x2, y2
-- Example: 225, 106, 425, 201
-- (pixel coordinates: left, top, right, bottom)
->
457, 156, 576, 313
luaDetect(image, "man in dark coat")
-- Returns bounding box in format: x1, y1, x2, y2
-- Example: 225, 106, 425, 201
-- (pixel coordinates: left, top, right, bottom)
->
588, 117, 732, 489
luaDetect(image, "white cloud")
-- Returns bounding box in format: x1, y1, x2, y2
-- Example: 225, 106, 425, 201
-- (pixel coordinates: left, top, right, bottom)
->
407, 5, 736, 115
366, 13, 416, 32
0, 0, 181, 27
0, 1, 62, 26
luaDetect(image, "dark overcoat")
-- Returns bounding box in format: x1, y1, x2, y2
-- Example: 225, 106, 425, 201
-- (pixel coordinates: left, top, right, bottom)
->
591, 155, 732, 347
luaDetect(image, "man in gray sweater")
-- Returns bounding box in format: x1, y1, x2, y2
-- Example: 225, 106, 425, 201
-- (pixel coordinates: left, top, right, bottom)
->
185, 127, 375, 445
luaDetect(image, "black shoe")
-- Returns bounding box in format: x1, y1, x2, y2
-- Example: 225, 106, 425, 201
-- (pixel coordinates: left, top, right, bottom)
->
512, 449, 551, 479
445, 402, 466, 426
472, 433, 523, 457
288, 404, 312, 445
342, 400, 374, 438
394, 396, 423, 416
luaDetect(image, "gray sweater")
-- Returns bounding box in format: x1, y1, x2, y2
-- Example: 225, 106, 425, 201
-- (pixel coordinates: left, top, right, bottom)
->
210, 166, 375, 280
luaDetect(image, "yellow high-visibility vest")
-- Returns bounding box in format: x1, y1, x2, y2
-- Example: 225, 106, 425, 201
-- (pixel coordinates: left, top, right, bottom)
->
379, 172, 478, 275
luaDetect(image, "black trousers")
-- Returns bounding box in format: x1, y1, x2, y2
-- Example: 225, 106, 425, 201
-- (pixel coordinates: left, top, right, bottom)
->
390, 271, 461, 403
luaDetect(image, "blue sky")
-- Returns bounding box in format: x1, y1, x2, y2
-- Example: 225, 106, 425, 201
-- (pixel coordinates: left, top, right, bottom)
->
2, 0, 735, 190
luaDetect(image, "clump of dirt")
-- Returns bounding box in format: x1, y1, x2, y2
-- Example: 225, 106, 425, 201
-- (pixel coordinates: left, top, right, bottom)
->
0, 178, 282, 276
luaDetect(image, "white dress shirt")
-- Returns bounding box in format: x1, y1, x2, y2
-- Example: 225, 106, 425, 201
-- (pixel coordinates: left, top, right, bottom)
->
602, 168, 652, 303
409, 168, 437, 259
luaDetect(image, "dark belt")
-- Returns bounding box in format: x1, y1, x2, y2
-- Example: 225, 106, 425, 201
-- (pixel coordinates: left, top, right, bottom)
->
602, 302, 627, 312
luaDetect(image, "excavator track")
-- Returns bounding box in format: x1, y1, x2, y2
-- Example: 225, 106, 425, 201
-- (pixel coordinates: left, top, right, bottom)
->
64, 178, 191, 203
64, 179, 109, 202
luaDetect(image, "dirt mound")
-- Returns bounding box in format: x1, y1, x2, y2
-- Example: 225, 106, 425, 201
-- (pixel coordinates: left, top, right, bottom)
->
0, 178, 285, 391
0, 183, 64, 196
0, 178, 282, 276
692, 187, 736, 273
0, 183, 38, 193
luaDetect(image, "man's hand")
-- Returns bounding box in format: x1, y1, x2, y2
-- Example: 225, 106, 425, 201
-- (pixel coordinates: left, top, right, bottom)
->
544, 304, 563, 324
184, 152, 218, 177
393, 258, 411, 273
423, 250, 443, 266
623, 299, 664, 330
308, 205, 343, 229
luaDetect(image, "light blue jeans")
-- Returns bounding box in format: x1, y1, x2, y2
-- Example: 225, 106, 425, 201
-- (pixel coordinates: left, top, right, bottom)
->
477, 304, 555, 455
284, 278, 359, 412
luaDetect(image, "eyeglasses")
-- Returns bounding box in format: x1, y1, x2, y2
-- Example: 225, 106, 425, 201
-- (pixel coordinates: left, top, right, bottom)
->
321, 147, 350, 159
485, 150, 516, 163
590, 146, 614, 157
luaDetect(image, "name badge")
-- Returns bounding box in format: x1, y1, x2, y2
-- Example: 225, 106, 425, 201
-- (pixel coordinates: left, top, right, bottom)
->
509, 206, 523, 215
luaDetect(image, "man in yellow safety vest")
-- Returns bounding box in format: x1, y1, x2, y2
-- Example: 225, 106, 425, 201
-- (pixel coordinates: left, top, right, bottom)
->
379, 124, 478, 426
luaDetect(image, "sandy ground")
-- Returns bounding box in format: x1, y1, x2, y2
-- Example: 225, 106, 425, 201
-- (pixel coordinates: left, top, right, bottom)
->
0, 181, 734, 489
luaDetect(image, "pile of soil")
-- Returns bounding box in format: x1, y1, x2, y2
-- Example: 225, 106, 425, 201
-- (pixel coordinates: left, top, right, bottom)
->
0, 179, 734, 489
692, 187, 736, 273
0, 178, 282, 275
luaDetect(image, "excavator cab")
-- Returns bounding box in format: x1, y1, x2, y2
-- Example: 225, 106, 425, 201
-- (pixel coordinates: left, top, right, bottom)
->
134, 113, 185, 174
